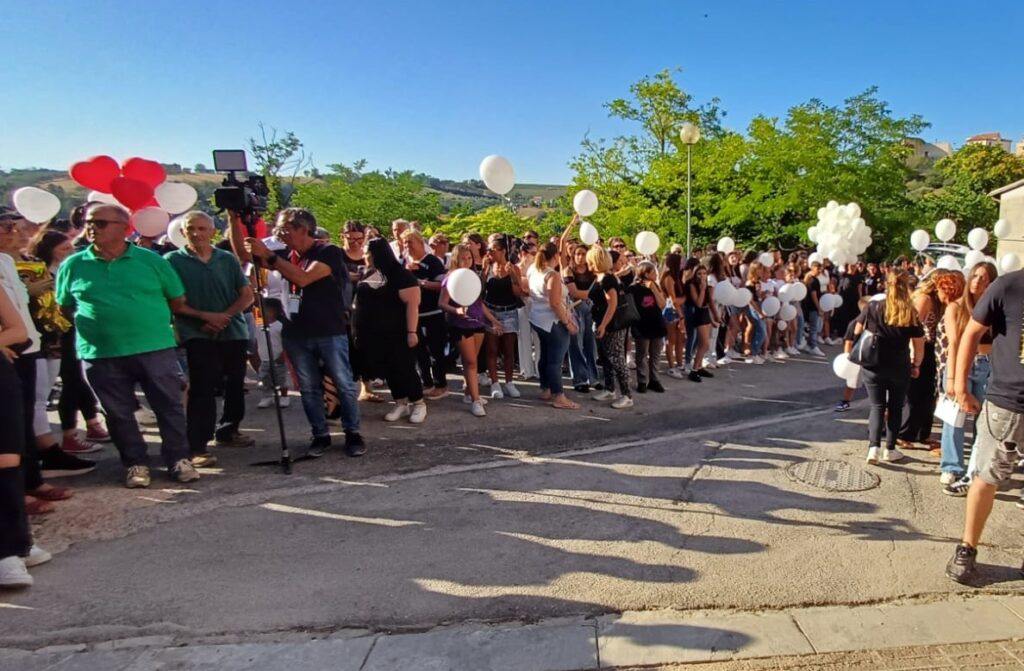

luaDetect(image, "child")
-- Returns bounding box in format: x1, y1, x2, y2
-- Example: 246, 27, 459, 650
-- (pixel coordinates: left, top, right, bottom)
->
255, 298, 290, 409
835, 296, 870, 411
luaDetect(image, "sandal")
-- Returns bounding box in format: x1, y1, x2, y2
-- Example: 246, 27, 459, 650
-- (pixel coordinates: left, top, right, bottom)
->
358, 391, 385, 403
28, 484, 74, 501
551, 399, 579, 410
25, 497, 56, 515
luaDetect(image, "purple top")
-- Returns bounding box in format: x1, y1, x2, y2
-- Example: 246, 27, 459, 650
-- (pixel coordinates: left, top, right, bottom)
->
442, 273, 486, 329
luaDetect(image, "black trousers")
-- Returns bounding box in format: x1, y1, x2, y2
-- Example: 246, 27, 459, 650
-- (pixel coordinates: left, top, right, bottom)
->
899, 341, 937, 443
373, 332, 423, 403
0, 356, 31, 559
13, 353, 43, 491
184, 339, 248, 454
58, 330, 100, 431
863, 367, 911, 449
416, 313, 448, 389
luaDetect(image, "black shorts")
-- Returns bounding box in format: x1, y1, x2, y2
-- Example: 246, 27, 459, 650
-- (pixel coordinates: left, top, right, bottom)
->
450, 326, 486, 341
688, 306, 712, 327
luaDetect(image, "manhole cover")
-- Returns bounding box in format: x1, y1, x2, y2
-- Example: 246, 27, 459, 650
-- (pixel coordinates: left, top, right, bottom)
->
785, 460, 880, 492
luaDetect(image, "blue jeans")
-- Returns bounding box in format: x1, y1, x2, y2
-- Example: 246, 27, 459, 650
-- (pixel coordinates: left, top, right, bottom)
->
533, 322, 570, 395
939, 356, 992, 474
806, 310, 821, 349
568, 302, 598, 386
747, 307, 766, 355
795, 311, 806, 347
84, 348, 189, 469
283, 334, 360, 437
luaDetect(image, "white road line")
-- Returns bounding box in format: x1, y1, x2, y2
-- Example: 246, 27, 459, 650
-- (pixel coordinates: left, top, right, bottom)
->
739, 396, 817, 405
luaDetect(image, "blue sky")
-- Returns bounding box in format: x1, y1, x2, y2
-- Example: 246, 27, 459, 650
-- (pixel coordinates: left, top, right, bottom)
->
3, 1, 1021, 183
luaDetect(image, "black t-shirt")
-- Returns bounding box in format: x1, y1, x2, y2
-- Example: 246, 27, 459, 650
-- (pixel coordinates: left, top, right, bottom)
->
408, 254, 446, 314
972, 271, 1024, 413
687, 279, 711, 308
859, 301, 924, 372
802, 277, 821, 313
588, 274, 621, 326
838, 272, 863, 303
566, 268, 596, 294
342, 251, 366, 279
627, 284, 667, 339
279, 243, 350, 338
843, 311, 866, 343
863, 274, 884, 296
354, 267, 418, 338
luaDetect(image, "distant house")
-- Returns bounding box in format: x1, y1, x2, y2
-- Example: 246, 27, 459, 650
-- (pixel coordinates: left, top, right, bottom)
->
966, 132, 1011, 152
905, 137, 952, 161
989, 178, 1024, 259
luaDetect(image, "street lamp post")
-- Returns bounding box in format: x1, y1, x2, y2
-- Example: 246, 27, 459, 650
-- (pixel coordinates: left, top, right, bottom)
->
679, 122, 701, 258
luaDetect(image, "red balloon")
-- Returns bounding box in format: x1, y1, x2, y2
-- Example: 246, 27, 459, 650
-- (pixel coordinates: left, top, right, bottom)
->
111, 177, 155, 211
254, 218, 267, 238
121, 157, 167, 189
69, 155, 121, 193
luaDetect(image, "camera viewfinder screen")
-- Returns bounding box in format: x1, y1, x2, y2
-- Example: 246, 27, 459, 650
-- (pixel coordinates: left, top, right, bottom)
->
212, 150, 248, 172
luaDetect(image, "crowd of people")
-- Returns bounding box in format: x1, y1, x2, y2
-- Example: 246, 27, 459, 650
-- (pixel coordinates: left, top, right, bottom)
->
0, 199, 1021, 589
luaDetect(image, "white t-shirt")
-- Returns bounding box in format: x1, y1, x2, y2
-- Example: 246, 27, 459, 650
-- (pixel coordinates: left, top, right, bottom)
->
0, 254, 41, 355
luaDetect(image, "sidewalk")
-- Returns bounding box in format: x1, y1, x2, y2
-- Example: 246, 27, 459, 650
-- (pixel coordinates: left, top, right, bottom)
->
4, 594, 1023, 670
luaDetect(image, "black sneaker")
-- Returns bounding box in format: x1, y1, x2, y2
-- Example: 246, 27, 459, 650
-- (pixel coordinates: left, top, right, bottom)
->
344, 432, 366, 457
945, 543, 977, 584
647, 380, 665, 393
307, 435, 331, 458
573, 384, 591, 394
636, 383, 648, 394
943, 478, 971, 497
39, 447, 97, 478
835, 400, 850, 412
697, 368, 713, 378
687, 371, 702, 383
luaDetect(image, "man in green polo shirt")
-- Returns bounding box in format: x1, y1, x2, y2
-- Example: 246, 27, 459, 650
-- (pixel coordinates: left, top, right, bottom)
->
165, 211, 254, 466
55, 203, 198, 488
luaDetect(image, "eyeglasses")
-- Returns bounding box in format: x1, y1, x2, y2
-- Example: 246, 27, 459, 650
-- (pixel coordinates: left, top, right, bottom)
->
85, 218, 126, 229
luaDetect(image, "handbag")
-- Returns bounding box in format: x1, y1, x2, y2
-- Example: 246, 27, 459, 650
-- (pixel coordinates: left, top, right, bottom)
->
609, 289, 641, 331
935, 396, 966, 428
848, 303, 880, 367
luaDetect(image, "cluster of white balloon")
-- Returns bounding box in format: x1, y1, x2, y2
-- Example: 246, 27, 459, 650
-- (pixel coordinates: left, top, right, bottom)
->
909, 218, 1020, 274
806, 201, 873, 266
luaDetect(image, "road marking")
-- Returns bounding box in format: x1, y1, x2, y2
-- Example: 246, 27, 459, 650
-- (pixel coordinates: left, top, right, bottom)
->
581, 415, 612, 422
739, 397, 816, 406
319, 477, 389, 488
260, 503, 423, 527
0, 602, 35, 610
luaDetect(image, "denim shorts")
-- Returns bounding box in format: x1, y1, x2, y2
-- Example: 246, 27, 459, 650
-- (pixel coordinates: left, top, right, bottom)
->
973, 401, 1024, 486
487, 307, 520, 335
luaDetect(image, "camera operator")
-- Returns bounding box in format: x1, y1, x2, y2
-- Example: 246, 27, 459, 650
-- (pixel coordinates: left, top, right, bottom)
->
229, 208, 365, 458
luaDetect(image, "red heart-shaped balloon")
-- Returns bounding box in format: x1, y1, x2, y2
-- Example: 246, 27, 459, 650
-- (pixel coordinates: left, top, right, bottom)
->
111, 177, 155, 211
69, 155, 121, 193
121, 157, 167, 189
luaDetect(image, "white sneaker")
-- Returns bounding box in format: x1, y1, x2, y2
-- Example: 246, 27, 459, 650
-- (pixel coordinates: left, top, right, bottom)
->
866, 446, 880, 465
491, 387, 504, 399
24, 545, 52, 568
775, 349, 789, 360
611, 395, 634, 409
939, 472, 959, 485
470, 400, 487, 417
478, 373, 491, 387
384, 402, 410, 422
666, 368, 685, 379
882, 447, 904, 463
409, 401, 427, 424
716, 357, 731, 366
752, 355, 765, 365
593, 390, 615, 401
257, 396, 274, 409
797, 343, 809, 352
786, 347, 800, 356
809, 347, 826, 357
502, 382, 521, 398
0, 556, 32, 588
278, 395, 290, 408
703, 357, 717, 369
463, 395, 488, 405
627, 353, 637, 370
172, 459, 200, 483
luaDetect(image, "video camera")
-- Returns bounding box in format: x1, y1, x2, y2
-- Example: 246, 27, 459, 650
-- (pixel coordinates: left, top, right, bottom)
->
212, 150, 269, 226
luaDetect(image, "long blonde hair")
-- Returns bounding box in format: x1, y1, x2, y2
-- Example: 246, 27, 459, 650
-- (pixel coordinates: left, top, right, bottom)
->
953, 262, 998, 336
885, 271, 918, 327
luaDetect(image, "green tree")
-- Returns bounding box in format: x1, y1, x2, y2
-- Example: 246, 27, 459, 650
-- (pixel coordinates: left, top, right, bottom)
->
248, 123, 312, 212
432, 205, 553, 241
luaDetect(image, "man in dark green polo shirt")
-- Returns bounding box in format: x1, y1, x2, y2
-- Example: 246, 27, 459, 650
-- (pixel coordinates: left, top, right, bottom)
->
165, 212, 254, 465
55, 203, 198, 489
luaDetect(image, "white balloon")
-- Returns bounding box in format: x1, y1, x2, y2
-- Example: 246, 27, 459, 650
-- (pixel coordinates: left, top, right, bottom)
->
808, 252, 823, 265
833, 295, 844, 309
12, 187, 60, 224
758, 252, 774, 268
910, 229, 930, 252
572, 190, 599, 217
935, 218, 956, 242
827, 200, 839, 210
993, 219, 1010, 239
716, 237, 735, 254
713, 280, 736, 305
776, 320, 788, 331
832, 353, 853, 379
579, 221, 599, 245
761, 296, 781, 317
155, 182, 198, 214
967, 228, 989, 251
999, 253, 1022, 274
807, 226, 818, 243
820, 294, 835, 312
167, 217, 188, 249
779, 303, 798, 322
964, 249, 985, 269
846, 202, 861, 220
731, 288, 752, 308
447, 267, 482, 306
634, 231, 659, 256
479, 155, 516, 195
788, 282, 807, 302
937, 255, 961, 271
131, 207, 170, 238
778, 283, 792, 303
88, 190, 121, 206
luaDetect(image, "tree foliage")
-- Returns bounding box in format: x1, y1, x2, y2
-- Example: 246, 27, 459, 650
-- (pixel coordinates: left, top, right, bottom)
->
248, 123, 312, 211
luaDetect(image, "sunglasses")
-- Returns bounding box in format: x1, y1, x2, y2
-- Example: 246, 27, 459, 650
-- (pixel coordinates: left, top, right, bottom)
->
85, 218, 126, 229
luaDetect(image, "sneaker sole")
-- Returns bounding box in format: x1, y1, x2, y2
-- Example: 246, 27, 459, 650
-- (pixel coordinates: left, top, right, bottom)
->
63, 446, 105, 454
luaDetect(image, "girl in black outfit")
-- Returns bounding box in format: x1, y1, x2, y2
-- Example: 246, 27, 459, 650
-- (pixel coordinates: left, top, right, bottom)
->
483, 235, 524, 398
587, 247, 632, 409
897, 270, 948, 448
685, 263, 716, 382
628, 261, 667, 393
354, 238, 426, 424
340, 221, 382, 405
855, 271, 925, 465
